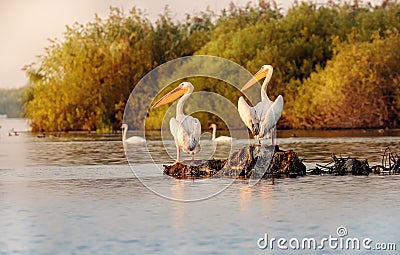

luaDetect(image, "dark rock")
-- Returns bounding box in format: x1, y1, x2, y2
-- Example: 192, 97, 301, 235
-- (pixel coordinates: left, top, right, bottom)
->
331, 155, 370, 176
267, 149, 307, 178
217, 145, 256, 178
308, 167, 325, 175
218, 145, 305, 178
163, 145, 306, 179
163, 159, 226, 179
371, 165, 384, 174
310, 155, 371, 176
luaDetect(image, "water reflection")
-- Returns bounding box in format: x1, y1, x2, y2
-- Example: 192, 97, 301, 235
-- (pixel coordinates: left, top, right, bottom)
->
239, 185, 253, 212
171, 180, 186, 230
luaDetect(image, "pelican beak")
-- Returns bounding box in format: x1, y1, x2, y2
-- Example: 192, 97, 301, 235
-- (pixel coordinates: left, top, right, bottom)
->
152, 85, 188, 109
241, 67, 269, 92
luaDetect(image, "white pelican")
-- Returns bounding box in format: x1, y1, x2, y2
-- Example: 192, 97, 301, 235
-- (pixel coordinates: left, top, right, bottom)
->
209, 124, 234, 142
121, 124, 146, 144
152, 82, 201, 162
238, 65, 283, 145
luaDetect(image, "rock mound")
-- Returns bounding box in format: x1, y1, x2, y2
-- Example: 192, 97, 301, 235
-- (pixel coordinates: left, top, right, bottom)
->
163, 145, 306, 179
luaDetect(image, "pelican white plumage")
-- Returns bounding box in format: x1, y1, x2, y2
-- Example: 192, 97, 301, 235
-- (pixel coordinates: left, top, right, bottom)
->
152, 82, 201, 162
121, 124, 146, 144
209, 124, 234, 142
238, 65, 283, 145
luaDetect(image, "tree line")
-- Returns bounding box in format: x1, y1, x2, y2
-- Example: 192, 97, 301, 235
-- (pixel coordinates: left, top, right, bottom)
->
0, 88, 25, 118
23, 0, 400, 131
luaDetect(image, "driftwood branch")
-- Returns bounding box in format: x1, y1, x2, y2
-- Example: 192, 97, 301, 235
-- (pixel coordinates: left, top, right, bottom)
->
372, 147, 400, 174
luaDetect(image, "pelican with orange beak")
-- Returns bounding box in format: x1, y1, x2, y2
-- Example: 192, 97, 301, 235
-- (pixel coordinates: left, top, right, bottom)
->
238, 65, 283, 145
152, 82, 201, 162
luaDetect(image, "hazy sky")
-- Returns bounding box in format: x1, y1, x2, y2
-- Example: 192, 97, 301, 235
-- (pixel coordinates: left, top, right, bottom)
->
0, 0, 381, 89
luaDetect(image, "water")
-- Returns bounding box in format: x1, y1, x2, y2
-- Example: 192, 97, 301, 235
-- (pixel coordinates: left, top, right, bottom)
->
1, 119, 399, 254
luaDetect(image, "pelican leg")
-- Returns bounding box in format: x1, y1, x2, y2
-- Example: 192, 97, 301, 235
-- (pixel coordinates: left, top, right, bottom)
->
176, 146, 180, 162
270, 129, 275, 146
191, 152, 194, 160
255, 135, 261, 146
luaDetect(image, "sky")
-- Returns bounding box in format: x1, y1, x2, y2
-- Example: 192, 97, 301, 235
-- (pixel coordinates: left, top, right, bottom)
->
0, 0, 382, 89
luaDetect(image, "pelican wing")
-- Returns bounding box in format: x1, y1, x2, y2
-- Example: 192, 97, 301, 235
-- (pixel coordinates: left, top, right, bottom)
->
176, 115, 201, 153
254, 99, 272, 120
238, 96, 260, 135
259, 95, 284, 138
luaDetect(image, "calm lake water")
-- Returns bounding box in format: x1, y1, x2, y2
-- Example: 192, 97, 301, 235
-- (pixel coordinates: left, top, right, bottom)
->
1, 118, 399, 254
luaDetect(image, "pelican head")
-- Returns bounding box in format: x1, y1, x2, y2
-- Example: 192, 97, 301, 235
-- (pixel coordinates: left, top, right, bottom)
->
208, 124, 217, 129
152, 82, 194, 109
241, 65, 273, 92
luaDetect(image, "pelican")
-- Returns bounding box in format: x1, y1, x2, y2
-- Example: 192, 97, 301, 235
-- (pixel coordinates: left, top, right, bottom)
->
209, 124, 234, 142
121, 124, 146, 144
152, 82, 201, 162
238, 65, 283, 145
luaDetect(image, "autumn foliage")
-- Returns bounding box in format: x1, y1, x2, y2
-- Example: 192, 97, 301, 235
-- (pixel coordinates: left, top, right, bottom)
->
24, 1, 400, 131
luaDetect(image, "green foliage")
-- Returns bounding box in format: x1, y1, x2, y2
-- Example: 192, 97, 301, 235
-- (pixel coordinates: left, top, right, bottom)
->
286, 32, 400, 128
23, 0, 400, 131
0, 88, 25, 117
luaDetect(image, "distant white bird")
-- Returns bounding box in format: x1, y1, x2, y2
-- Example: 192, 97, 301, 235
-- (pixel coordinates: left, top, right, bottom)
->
8, 128, 19, 136
209, 124, 234, 142
238, 65, 283, 145
121, 124, 145, 144
152, 82, 201, 162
